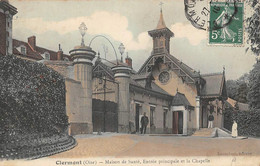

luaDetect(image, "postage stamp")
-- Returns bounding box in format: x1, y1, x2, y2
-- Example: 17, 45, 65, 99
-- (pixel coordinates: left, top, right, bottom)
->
208, 1, 244, 45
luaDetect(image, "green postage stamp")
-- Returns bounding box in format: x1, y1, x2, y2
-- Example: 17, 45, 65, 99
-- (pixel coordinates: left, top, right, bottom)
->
209, 1, 244, 45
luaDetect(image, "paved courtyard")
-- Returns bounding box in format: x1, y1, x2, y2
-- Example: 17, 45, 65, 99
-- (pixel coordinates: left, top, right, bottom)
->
49, 133, 260, 158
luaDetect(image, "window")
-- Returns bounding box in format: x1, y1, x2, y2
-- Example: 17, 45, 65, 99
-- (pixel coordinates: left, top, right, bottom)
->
21, 46, 26, 55
99, 78, 103, 84
150, 106, 155, 127
44, 52, 50, 60
158, 71, 170, 83
163, 109, 168, 129
189, 111, 191, 121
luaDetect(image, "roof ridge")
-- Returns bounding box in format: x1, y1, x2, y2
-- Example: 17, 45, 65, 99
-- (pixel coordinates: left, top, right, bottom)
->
201, 72, 223, 76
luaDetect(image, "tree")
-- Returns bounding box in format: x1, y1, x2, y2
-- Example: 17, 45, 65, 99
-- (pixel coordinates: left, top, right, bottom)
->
246, 0, 260, 57
236, 82, 249, 103
246, 1, 260, 110
226, 80, 238, 99
247, 62, 260, 109
226, 73, 249, 103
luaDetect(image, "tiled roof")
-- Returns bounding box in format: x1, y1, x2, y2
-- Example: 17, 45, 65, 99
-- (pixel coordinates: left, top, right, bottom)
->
12, 39, 70, 61
172, 92, 192, 107
166, 52, 200, 78
138, 52, 200, 80
133, 79, 170, 96
13, 39, 43, 60
94, 59, 172, 97
200, 73, 224, 97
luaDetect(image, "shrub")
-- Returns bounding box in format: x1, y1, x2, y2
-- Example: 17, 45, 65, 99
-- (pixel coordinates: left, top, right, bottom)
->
224, 108, 260, 137
0, 55, 68, 137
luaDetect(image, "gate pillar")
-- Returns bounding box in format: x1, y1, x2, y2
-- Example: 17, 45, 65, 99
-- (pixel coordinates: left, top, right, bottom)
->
112, 65, 132, 133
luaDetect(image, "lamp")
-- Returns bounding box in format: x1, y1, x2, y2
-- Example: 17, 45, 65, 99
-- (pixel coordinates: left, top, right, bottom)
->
79, 22, 87, 46
118, 43, 125, 62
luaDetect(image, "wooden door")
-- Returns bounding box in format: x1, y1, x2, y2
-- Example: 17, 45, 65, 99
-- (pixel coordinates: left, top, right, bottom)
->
172, 112, 178, 134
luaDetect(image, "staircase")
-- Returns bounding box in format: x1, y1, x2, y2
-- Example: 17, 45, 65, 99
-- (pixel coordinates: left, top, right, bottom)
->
192, 128, 216, 137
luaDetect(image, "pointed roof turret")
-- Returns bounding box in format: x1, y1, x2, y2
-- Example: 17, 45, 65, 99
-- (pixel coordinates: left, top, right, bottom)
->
156, 9, 166, 29
148, 7, 174, 38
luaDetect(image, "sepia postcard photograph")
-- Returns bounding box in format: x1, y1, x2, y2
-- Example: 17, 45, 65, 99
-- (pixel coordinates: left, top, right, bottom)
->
0, 0, 260, 165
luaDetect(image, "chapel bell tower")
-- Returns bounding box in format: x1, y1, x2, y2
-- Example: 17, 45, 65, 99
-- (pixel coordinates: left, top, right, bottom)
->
148, 8, 174, 54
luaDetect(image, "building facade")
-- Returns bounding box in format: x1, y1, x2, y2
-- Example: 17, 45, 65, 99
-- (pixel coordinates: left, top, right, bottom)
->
0, 0, 17, 56
92, 9, 227, 135
1, 0, 227, 135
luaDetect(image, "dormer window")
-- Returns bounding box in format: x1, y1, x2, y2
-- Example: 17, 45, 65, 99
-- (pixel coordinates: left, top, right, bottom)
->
20, 45, 26, 55
44, 52, 50, 60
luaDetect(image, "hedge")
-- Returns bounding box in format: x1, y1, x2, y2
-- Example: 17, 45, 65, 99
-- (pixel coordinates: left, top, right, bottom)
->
224, 108, 260, 137
0, 55, 68, 140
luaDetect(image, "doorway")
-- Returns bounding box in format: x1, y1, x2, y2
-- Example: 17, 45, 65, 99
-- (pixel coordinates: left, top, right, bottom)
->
172, 111, 183, 134
135, 104, 140, 132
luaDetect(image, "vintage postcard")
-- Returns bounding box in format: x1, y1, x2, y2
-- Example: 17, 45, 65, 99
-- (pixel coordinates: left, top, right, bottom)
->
0, 0, 260, 165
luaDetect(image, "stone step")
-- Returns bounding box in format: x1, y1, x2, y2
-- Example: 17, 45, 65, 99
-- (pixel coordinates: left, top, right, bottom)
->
192, 128, 216, 137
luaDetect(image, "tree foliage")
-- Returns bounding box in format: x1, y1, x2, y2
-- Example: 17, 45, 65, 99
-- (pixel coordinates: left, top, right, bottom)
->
224, 107, 260, 137
246, 0, 260, 56
226, 73, 249, 103
0, 55, 68, 137
247, 62, 260, 109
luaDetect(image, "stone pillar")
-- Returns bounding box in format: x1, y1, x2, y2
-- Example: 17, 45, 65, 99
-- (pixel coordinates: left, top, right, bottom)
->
196, 96, 200, 130
69, 45, 96, 134
183, 110, 188, 135
112, 65, 132, 133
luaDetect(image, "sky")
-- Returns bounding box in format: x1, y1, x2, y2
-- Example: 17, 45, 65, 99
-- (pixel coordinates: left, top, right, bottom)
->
10, 0, 256, 80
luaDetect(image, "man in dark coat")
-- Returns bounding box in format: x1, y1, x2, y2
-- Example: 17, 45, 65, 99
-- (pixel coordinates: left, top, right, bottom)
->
208, 113, 214, 128
141, 112, 149, 134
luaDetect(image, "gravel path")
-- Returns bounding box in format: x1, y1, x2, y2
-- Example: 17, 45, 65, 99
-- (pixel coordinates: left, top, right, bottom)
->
50, 134, 260, 158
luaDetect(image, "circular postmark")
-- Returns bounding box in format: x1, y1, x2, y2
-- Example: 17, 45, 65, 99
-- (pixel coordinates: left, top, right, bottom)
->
184, 0, 210, 30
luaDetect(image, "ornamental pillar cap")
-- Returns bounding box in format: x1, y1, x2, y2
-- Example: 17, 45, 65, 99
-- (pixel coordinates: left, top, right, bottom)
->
69, 45, 96, 65
112, 65, 132, 78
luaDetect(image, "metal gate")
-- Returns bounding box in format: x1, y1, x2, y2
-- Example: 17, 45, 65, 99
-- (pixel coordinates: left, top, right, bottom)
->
92, 99, 118, 132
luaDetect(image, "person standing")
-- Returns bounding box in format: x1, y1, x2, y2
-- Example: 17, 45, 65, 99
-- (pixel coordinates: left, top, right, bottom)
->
232, 120, 238, 138
208, 113, 214, 128
140, 112, 149, 134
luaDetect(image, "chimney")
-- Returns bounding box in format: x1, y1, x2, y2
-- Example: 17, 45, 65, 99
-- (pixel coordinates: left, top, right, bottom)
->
57, 44, 63, 60
125, 52, 132, 68
28, 36, 36, 51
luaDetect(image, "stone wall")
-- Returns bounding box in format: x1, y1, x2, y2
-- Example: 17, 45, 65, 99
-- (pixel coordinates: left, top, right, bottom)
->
130, 89, 171, 134
45, 61, 93, 135
65, 78, 93, 135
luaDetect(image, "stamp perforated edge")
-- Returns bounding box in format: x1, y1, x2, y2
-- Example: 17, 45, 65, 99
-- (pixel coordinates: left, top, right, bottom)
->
206, 0, 246, 47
